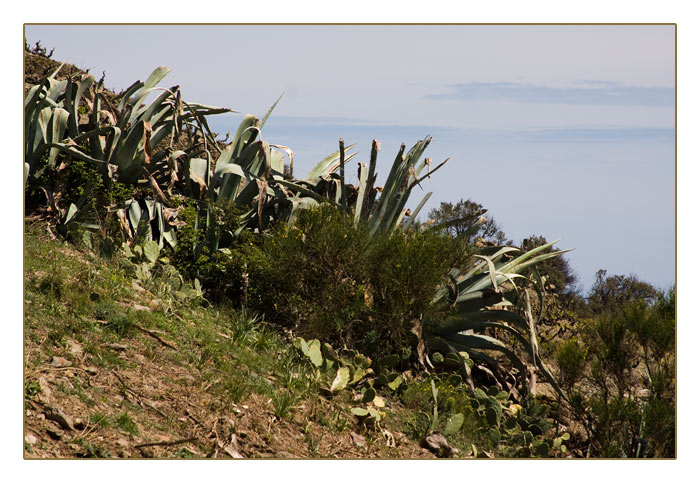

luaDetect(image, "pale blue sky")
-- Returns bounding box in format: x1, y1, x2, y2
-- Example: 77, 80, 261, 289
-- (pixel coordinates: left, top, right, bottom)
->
24, 24, 676, 291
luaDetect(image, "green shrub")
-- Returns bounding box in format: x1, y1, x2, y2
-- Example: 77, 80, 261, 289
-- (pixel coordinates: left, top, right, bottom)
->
555, 339, 587, 391
169, 199, 267, 305
253, 206, 468, 360
556, 286, 676, 457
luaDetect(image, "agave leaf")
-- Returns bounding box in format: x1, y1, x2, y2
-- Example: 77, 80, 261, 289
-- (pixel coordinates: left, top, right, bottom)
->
217, 137, 265, 203
432, 309, 531, 336
430, 333, 527, 380
47, 108, 70, 168
268, 147, 285, 174
353, 162, 370, 223
475, 254, 500, 292
111, 120, 146, 181
230, 115, 260, 159
66, 75, 95, 137
40, 143, 108, 168
451, 289, 506, 309
64, 203, 79, 224
188, 157, 209, 197
369, 137, 433, 234
305, 143, 357, 181
136, 87, 176, 124
496, 239, 562, 274
260, 93, 283, 128
214, 162, 249, 180
184, 102, 234, 116
117, 79, 144, 112
125, 66, 171, 119
36, 107, 52, 148
404, 191, 432, 228
46, 78, 68, 103
126, 199, 142, 233
273, 179, 343, 208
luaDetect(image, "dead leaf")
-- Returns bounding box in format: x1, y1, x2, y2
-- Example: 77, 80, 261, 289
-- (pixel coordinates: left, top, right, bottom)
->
143, 121, 153, 164
410, 318, 433, 370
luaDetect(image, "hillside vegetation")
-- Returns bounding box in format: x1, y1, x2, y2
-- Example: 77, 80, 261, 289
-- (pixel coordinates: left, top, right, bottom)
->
23, 44, 675, 459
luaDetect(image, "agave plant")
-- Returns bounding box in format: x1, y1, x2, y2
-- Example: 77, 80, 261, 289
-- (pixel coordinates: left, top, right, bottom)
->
423, 238, 568, 398
24, 62, 93, 179
270, 136, 446, 235
24, 65, 233, 247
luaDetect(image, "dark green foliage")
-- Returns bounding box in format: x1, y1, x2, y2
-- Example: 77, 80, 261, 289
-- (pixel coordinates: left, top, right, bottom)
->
555, 339, 587, 391
587, 270, 658, 315
427, 198, 509, 245
399, 374, 563, 457
555, 287, 675, 458
169, 200, 264, 304
253, 206, 468, 360
520, 235, 578, 295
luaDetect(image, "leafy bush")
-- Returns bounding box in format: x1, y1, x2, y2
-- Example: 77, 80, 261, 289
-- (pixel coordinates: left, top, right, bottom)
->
555, 339, 587, 391
555, 287, 675, 457
168, 199, 265, 304
253, 206, 468, 360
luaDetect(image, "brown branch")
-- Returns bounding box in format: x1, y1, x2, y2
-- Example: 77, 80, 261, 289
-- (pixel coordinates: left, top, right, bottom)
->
134, 324, 178, 350
134, 437, 197, 449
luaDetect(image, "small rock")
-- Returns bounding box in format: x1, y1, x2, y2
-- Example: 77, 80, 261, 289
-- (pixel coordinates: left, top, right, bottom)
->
132, 304, 151, 312
84, 367, 99, 376
50, 356, 72, 368
420, 432, 457, 458
44, 406, 74, 430
25, 433, 38, 445
222, 444, 244, 459
117, 438, 130, 447
38, 377, 52, 397
350, 431, 367, 449
73, 418, 86, 430
66, 339, 83, 357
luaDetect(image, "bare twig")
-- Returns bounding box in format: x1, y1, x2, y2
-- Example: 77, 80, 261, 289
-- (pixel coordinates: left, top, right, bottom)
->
134, 437, 197, 449
133, 324, 178, 350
